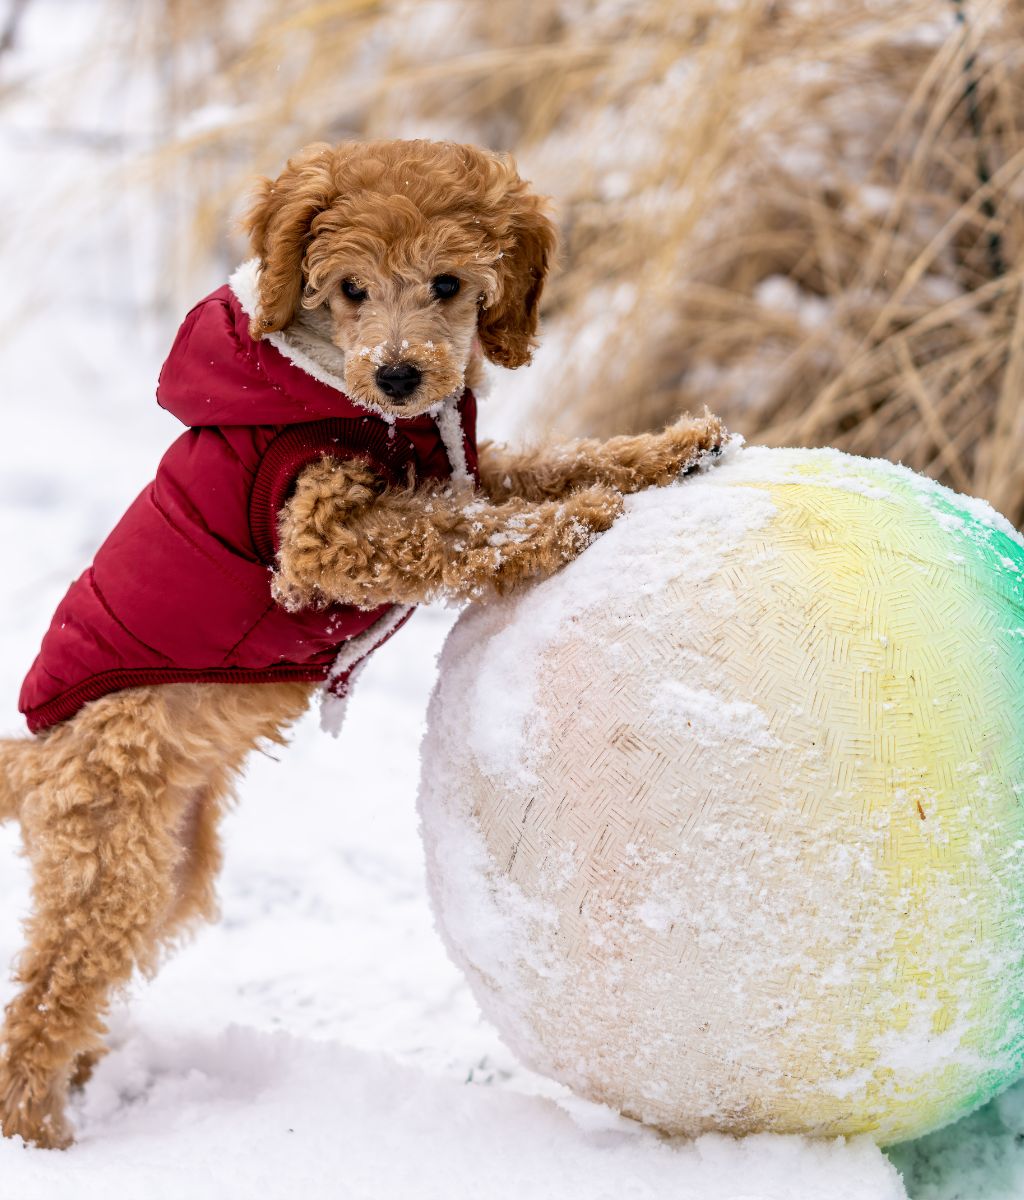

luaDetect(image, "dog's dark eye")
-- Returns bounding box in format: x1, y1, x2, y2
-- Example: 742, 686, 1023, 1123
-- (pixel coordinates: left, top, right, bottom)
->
341, 279, 368, 302
431, 274, 461, 300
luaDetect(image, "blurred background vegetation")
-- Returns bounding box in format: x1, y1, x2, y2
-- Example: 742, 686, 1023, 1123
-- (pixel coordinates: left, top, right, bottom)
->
3, 0, 1024, 522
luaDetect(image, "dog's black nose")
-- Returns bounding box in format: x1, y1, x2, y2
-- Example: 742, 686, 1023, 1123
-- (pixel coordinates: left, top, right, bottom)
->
376, 363, 422, 399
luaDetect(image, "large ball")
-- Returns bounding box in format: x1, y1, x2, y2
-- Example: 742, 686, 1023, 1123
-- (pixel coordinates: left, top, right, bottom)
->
418, 447, 1024, 1144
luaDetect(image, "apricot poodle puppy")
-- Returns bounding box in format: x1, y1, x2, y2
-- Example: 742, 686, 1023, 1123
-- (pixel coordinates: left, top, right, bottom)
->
0, 138, 724, 1148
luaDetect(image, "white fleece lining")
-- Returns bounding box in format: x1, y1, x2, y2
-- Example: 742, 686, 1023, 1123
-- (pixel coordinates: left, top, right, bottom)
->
431, 393, 471, 486
229, 258, 392, 415
319, 604, 415, 737
228, 260, 473, 459
229, 260, 468, 727
231, 258, 471, 483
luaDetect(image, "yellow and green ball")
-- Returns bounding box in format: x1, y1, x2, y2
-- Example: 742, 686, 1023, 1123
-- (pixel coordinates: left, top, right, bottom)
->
419, 446, 1024, 1144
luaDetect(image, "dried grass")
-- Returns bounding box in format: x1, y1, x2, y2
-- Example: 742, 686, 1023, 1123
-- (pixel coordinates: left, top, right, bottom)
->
8, 0, 1024, 520
503, 1, 1024, 524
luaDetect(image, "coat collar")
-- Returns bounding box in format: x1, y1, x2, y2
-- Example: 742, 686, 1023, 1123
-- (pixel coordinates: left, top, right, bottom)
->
229, 258, 357, 404
227, 258, 473, 484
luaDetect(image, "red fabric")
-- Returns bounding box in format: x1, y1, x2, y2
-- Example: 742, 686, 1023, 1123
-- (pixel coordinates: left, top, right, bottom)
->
19, 284, 478, 733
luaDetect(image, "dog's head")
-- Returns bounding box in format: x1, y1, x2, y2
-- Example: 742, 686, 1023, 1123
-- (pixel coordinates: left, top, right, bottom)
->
243, 139, 557, 416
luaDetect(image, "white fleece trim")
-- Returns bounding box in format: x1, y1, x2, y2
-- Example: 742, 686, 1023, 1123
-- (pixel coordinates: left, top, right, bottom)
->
319, 604, 415, 737
431, 393, 471, 487
229, 258, 397, 419
229, 261, 480, 450
319, 660, 367, 738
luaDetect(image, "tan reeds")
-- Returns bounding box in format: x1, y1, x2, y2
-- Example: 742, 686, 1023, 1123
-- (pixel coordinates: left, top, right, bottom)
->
512, 1, 1024, 523
9, 0, 1024, 521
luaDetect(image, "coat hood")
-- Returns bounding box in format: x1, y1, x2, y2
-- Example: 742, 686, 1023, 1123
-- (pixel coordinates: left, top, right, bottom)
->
156, 259, 445, 437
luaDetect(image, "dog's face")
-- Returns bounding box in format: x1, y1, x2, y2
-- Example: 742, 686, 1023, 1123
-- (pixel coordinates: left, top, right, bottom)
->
244, 140, 557, 417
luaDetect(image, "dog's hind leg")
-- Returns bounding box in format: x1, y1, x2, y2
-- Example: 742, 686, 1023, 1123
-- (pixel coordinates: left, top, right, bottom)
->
67, 783, 227, 1095
154, 780, 230, 949
152, 680, 312, 947
0, 739, 30, 823
0, 680, 311, 1147
0, 688, 199, 1147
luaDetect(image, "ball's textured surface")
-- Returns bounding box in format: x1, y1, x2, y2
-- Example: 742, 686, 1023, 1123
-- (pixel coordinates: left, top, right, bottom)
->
418, 447, 1024, 1145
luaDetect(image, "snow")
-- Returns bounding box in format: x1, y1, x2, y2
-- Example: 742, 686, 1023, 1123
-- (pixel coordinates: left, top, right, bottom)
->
0, 247, 1018, 1200
716, 444, 1024, 549
420, 451, 1024, 1172
15, 1020, 903, 1200
431, 456, 777, 793
0, 159, 914, 1200
649, 679, 780, 753
0, 405, 918, 1193
4, 1024, 909, 1200
2, 3, 1024, 1195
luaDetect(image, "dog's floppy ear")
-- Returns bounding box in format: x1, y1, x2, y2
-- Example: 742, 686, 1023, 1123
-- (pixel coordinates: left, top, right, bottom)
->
478, 193, 557, 369
242, 143, 339, 340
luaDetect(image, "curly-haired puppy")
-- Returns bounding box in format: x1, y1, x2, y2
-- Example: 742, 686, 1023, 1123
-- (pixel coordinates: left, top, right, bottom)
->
0, 139, 724, 1147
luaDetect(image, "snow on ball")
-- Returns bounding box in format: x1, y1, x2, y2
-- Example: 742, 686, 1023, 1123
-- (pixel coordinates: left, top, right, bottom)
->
418, 445, 1024, 1145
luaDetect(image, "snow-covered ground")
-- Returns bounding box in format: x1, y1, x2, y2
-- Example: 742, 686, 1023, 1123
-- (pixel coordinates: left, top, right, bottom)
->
0, 330, 916, 1199
4, 3, 1024, 1196
0, 333, 913, 1197
3, 250, 1023, 1200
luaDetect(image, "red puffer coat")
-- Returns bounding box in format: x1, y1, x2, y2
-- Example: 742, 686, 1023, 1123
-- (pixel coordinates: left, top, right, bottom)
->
19, 274, 478, 734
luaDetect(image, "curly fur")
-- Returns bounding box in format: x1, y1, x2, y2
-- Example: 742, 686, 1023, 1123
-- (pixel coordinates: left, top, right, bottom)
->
273, 411, 725, 612
476, 413, 727, 501
244, 139, 557, 413
0, 741, 23, 824
0, 682, 312, 1148
0, 137, 726, 1148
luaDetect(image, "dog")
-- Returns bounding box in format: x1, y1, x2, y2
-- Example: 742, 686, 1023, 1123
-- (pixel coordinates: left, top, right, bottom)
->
0, 138, 724, 1147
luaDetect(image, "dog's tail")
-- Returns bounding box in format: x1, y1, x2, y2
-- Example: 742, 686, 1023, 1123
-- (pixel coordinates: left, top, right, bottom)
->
0, 738, 28, 823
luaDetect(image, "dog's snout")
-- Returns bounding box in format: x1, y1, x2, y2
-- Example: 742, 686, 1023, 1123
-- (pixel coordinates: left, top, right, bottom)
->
375, 363, 422, 400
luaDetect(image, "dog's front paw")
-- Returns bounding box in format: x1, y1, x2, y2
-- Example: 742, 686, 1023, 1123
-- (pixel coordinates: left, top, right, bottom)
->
552, 484, 624, 561
655, 411, 727, 481
482, 485, 623, 598
569, 482, 624, 532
